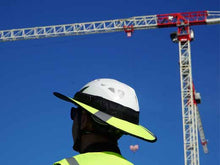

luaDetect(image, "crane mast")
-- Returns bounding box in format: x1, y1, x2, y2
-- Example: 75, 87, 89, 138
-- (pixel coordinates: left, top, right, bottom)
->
178, 39, 200, 165
1, 10, 219, 165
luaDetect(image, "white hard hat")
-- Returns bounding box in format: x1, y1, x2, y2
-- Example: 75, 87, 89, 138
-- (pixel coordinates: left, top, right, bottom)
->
80, 79, 139, 112
54, 78, 157, 142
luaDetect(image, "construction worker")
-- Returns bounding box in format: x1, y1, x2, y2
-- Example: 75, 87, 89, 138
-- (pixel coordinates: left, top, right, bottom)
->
53, 78, 157, 165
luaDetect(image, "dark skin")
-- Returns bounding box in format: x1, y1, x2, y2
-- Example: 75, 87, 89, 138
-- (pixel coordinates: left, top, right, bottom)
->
72, 110, 111, 152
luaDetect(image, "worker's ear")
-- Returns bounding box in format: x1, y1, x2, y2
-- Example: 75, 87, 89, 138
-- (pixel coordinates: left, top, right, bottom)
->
80, 111, 93, 130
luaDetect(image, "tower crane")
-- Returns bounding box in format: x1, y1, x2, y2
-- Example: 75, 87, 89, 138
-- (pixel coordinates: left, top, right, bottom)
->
1, 10, 219, 165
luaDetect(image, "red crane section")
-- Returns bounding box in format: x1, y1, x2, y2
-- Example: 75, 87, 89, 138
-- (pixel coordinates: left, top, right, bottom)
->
157, 11, 208, 27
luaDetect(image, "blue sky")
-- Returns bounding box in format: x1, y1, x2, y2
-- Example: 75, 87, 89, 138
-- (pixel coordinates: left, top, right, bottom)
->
0, 0, 219, 165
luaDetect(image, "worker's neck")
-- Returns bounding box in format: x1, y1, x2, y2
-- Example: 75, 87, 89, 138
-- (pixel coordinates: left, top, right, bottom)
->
80, 133, 110, 152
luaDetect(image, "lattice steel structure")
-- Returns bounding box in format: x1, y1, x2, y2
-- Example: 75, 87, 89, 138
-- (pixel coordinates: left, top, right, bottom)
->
193, 87, 208, 154
0, 15, 158, 42
1, 10, 219, 165
0, 11, 219, 42
179, 40, 200, 165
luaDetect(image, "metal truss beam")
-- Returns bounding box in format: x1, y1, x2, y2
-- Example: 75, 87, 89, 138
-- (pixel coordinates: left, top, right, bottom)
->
179, 41, 199, 165
0, 15, 157, 42
0, 11, 219, 42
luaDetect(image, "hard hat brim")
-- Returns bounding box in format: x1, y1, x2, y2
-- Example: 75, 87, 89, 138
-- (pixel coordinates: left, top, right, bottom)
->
53, 92, 157, 142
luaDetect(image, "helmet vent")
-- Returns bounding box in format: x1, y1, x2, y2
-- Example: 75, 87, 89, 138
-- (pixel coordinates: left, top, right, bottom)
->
108, 87, 115, 93
101, 83, 106, 86
118, 90, 125, 98
108, 88, 125, 98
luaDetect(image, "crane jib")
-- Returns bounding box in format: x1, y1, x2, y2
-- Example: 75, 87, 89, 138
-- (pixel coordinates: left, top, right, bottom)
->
0, 10, 220, 42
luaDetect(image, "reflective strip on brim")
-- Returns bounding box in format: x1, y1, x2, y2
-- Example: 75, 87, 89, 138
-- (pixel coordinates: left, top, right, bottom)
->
72, 99, 156, 142
94, 111, 112, 121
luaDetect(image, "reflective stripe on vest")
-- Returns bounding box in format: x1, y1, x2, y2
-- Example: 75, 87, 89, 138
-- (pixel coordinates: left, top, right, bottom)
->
66, 158, 79, 165
54, 157, 79, 165
53, 152, 133, 165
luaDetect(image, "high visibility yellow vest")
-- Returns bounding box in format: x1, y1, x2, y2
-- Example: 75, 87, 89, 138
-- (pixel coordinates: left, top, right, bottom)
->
53, 152, 133, 165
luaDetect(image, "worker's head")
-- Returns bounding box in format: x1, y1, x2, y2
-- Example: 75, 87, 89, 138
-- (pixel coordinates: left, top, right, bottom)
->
70, 105, 123, 152
54, 78, 157, 152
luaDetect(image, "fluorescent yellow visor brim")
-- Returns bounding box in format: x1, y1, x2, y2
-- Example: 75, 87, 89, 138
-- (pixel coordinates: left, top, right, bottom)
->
72, 99, 157, 142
